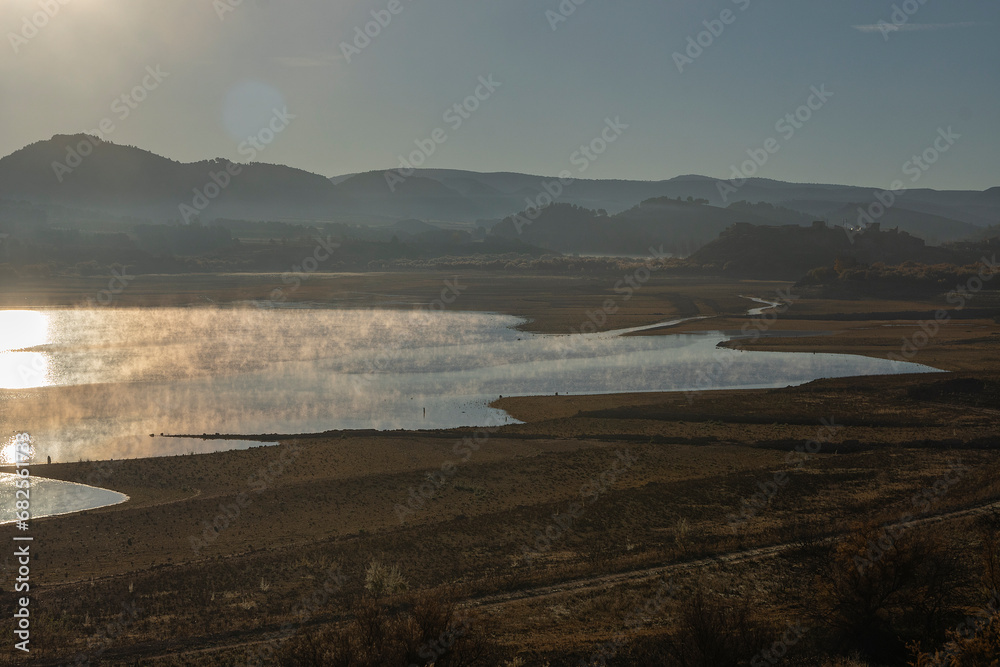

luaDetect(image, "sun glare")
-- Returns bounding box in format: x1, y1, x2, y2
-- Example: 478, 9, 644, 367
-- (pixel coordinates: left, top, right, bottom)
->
0, 311, 52, 389
0, 311, 50, 353
0, 435, 33, 466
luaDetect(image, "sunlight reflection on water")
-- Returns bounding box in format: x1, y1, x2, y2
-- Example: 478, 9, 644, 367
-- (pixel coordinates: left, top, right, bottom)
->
0, 307, 942, 463
0, 473, 128, 524
0, 311, 52, 389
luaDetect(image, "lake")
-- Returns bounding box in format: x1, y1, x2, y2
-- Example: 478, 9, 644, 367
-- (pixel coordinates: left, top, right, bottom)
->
0, 473, 128, 525
0, 306, 940, 466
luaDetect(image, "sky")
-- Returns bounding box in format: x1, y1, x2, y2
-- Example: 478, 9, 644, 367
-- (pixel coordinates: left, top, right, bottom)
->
0, 0, 997, 189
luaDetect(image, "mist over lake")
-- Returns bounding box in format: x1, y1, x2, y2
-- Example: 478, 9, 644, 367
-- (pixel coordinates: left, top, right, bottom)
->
0, 306, 938, 464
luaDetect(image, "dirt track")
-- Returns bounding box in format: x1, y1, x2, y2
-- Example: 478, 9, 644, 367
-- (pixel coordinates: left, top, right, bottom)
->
51, 492, 1000, 666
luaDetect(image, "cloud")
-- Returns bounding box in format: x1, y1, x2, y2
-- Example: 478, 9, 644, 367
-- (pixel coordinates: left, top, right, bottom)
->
853, 22, 980, 34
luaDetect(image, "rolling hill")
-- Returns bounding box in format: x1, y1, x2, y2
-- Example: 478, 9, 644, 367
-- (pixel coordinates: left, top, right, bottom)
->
1, 137, 996, 250
490, 198, 782, 256
688, 222, 958, 280
0, 135, 344, 222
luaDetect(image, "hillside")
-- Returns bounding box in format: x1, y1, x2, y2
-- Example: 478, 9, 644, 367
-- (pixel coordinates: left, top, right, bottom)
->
384, 169, 1000, 227
688, 221, 959, 279
1, 136, 997, 231
334, 171, 484, 221
0, 135, 344, 222
823, 203, 981, 244
490, 198, 787, 256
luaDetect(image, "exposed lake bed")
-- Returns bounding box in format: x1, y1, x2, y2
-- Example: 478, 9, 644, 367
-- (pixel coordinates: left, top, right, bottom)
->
2, 273, 997, 664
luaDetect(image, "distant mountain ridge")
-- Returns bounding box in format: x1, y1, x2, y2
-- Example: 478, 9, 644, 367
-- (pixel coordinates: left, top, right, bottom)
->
1, 137, 997, 251
340, 168, 1000, 230
0, 135, 344, 223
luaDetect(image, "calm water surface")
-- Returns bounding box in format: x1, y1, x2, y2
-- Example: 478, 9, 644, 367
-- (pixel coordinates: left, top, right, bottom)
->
0, 306, 941, 466
0, 473, 128, 525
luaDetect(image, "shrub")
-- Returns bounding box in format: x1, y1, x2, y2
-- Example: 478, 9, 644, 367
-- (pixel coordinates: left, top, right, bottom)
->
277, 590, 499, 667
814, 523, 966, 663
909, 518, 1000, 665
364, 559, 408, 598
627, 585, 773, 666
910, 610, 1000, 666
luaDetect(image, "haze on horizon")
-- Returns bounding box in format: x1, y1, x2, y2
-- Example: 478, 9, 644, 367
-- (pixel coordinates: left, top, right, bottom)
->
1, 0, 997, 189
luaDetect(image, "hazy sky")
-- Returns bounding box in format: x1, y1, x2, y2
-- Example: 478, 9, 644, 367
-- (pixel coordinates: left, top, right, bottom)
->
1, 0, 997, 189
